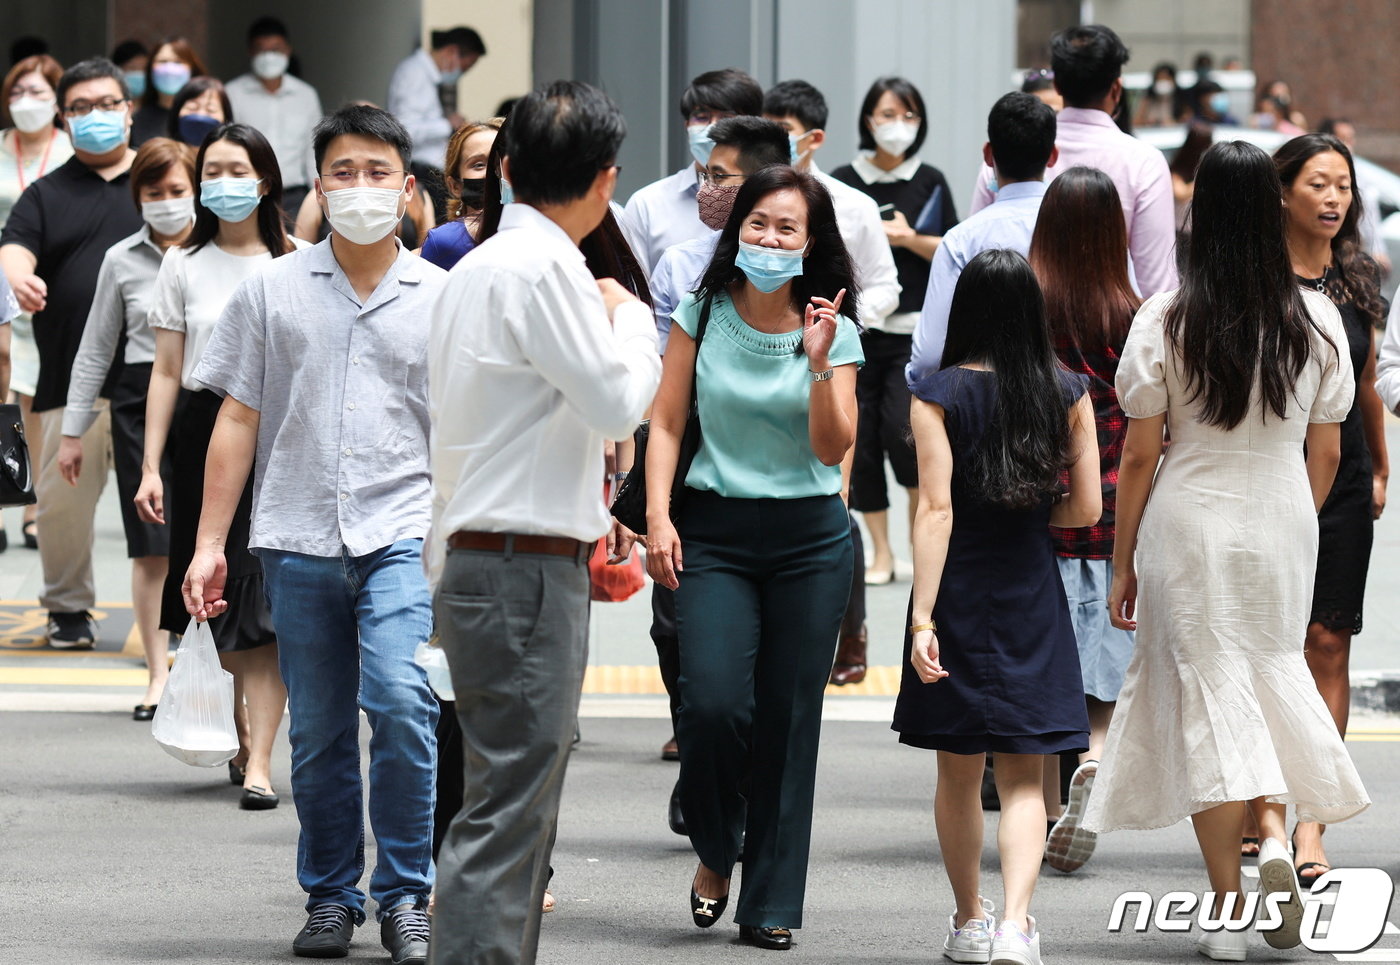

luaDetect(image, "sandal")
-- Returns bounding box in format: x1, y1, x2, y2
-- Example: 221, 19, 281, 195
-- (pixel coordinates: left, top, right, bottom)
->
22, 519, 37, 549
1291, 824, 1330, 887
1240, 836, 1260, 858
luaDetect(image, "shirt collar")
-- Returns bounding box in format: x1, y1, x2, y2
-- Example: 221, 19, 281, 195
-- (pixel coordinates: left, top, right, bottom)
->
498, 203, 586, 263
674, 164, 701, 196
852, 153, 920, 183
307, 237, 426, 310
416, 47, 442, 84
1057, 106, 1118, 131
994, 180, 1047, 202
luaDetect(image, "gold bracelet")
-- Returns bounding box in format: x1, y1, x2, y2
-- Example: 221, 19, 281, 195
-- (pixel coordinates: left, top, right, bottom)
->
909, 621, 936, 633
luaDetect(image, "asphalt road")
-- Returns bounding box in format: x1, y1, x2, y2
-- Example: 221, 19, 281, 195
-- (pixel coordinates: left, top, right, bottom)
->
3, 711, 1399, 964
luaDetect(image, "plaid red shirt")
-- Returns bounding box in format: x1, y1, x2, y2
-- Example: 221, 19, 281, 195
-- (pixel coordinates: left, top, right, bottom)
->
1054, 336, 1127, 559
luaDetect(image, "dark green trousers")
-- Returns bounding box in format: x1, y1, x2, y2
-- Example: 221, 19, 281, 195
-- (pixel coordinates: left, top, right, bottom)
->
674, 490, 853, 929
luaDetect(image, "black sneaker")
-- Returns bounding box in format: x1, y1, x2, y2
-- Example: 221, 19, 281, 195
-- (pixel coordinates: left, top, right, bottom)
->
381, 905, 430, 965
293, 904, 355, 958
47, 611, 97, 650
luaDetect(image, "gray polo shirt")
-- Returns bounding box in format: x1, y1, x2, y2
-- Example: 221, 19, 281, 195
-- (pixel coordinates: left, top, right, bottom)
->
193, 239, 448, 558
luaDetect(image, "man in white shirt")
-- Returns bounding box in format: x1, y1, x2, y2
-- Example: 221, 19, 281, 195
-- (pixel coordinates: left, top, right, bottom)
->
225, 17, 324, 219
762, 80, 902, 329
387, 27, 485, 223
425, 81, 660, 965
621, 68, 764, 274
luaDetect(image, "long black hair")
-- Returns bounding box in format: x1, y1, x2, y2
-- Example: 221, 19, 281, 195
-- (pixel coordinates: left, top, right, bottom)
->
1166, 140, 1326, 429
1274, 132, 1385, 329
184, 122, 293, 256
692, 164, 860, 320
940, 248, 1071, 510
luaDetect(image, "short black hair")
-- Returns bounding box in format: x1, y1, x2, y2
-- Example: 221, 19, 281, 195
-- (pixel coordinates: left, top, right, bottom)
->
248, 16, 288, 44
763, 79, 828, 131
1050, 24, 1129, 107
858, 76, 928, 157
10, 36, 48, 66
431, 27, 485, 56
707, 116, 791, 174
678, 68, 763, 121
313, 103, 414, 172
507, 80, 625, 206
987, 92, 1056, 181
110, 40, 149, 67
57, 57, 129, 107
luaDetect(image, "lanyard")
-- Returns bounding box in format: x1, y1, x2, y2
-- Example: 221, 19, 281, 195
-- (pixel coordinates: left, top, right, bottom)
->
14, 128, 57, 192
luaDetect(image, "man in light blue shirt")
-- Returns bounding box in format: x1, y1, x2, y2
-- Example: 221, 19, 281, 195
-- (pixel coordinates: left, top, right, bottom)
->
622, 69, 764, 275
908, 93, 1058, 383
651, 116, 790, 350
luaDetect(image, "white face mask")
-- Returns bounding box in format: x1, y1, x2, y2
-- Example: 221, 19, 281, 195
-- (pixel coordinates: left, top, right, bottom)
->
871, 119, 918, 157
322, 184, 405, 245
252, 51, 289, 81
1153, 79, 1174, 97
142, 196, 195, 236
9, 96, 55, 134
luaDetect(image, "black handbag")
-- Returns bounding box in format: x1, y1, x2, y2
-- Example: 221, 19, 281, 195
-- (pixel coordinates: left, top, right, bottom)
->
610, 295, 712, 536
0, 404, 36, 507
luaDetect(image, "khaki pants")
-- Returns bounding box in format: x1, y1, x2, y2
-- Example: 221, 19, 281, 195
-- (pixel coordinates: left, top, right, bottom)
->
36, 404, 113, 614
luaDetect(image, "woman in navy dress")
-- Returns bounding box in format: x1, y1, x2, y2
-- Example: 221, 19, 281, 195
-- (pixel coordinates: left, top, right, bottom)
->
895, 249, 1100, 965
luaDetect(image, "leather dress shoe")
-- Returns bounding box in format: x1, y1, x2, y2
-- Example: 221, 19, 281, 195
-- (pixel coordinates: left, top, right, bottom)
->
828, 623, 867, 686
668, 780, 687, 836
661, 736, 680, 761
132, 704, 157, 721
740, 925, 792, 950
691, 888, 727, 928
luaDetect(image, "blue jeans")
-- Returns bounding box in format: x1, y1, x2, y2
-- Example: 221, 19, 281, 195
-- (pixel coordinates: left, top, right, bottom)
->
260, 538, 438, 923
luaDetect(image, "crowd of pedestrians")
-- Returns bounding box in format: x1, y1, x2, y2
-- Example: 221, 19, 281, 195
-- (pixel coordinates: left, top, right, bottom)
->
0, 17, 1386, 965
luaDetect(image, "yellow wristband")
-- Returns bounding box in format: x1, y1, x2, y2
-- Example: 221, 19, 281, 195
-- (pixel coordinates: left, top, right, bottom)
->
909, 621, 936, 633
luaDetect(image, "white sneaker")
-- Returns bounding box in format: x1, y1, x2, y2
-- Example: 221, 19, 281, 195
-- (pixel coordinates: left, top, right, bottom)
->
989, 915, 1041, 965
1257, 837, 1303, 949
1196, 926, 1248, 961
943, 897, 996, 963
1046, 760, 1098, 872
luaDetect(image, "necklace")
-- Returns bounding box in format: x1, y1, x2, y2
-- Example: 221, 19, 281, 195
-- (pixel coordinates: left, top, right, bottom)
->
1313, 264, 1331, 293
13, 128, 56, 192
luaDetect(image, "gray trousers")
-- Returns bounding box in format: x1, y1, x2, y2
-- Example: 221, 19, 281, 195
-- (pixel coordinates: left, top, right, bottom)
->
428, 544, 590, 965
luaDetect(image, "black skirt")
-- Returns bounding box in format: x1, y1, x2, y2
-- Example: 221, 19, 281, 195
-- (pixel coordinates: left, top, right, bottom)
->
159, 389, 276, 652
109, 361, 171, 559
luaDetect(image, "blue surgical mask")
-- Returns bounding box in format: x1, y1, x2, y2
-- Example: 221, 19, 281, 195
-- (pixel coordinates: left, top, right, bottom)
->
200, 176, 263, 223
124, 71, 147, 100
439, 68, 463, 86
499, 177, 514, 205
1209, 92, 1231, 115
68, 109, 128, 154
152, 62, 192, 97
988, 172, 998, 194
687, 124, 714, 168
789, 130, 813, 165
177, 113, 221, 147
735, 239, 804, 293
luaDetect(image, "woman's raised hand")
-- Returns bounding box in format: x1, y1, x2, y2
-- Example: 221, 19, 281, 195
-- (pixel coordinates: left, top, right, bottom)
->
803, 288, 847, 368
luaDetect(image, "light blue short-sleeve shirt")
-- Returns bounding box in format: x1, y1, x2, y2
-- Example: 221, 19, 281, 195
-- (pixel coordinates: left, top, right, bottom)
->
672, 291, 863, 500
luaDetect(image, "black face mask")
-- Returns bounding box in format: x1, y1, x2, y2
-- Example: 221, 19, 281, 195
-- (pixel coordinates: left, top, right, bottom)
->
458, 177, 486, 210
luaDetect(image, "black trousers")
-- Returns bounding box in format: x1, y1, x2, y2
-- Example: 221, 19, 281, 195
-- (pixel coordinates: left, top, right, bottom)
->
850, 330, 918, 513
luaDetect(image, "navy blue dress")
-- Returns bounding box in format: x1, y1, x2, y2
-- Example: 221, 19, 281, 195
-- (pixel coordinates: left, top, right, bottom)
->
893, 367, 1090, 755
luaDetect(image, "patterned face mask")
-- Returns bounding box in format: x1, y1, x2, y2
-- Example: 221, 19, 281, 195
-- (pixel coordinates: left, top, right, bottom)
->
696, 180, 740, 231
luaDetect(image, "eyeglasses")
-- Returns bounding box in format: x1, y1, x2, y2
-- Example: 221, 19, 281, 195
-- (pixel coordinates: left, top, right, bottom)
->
8, 86, 53, 101
870, 109, 921, 124
321, 168, 406, 186
687, 109, 736, 127
698, 170, 744, 185
63, 97, 128, 117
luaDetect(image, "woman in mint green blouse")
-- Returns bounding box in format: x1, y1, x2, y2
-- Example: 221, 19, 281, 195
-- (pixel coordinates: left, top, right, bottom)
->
643, 165, 863, 951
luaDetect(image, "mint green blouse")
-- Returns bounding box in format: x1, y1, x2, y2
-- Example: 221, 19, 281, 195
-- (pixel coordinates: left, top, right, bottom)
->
672, 291, 864, 499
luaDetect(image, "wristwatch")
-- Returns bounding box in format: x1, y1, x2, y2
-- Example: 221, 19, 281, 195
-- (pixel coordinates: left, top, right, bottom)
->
810, 368, 834, 382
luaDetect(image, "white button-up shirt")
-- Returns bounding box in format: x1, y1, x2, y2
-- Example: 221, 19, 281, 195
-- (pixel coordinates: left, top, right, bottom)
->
812, 162, 902, 330
225, 73, 324, 190
1375, 295, 1400, 414
387, 48, 452, 170
427, 203, 661, 584
193, 240, 447, 558
968, 107, 1178, 297
622, 164, 708, 275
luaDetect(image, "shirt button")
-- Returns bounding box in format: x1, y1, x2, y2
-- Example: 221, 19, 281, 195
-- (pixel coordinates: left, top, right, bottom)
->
339, 492, 349, 501
343, 447, 353, 456
347, 402, 356, 410
352, 357, 360, 365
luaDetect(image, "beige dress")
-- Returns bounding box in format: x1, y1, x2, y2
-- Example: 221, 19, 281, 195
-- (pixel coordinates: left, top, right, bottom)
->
1085, 289, 1371, 832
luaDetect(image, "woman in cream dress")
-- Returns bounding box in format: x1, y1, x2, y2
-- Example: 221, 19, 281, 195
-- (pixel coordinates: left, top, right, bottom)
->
1085, 141, 1369, 962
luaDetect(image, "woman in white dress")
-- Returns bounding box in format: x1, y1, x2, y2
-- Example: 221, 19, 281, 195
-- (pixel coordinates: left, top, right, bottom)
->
1086, 140, 1370, 962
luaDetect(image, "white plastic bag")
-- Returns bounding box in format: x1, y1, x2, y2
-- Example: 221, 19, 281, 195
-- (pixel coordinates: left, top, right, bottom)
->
414, 639, 455, 701
151, 617, 239, 767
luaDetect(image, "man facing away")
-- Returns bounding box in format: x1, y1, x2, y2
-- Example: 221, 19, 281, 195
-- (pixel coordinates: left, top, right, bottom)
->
426, 81, 660, 965
183, 104, 447, 965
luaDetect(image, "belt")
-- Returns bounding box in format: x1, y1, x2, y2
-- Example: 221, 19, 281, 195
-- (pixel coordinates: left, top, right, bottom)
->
447, 531, 593, 560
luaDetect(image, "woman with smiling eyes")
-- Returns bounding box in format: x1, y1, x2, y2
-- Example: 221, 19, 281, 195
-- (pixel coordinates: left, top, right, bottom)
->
644, 164, 862, 951
1275, 133, 1387, 886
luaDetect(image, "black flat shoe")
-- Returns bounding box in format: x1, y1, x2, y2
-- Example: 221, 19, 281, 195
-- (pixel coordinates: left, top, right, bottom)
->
240, 785, 279, 810
229, 761, 246, 786
22, 520, 36, 550
691, 888, 727, 928
132, 704, 156, 721
740, 925, 792, 950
